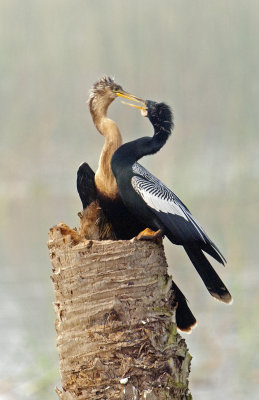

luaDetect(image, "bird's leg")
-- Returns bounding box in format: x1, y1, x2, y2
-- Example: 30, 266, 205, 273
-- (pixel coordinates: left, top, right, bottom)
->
136, 228, 164, 242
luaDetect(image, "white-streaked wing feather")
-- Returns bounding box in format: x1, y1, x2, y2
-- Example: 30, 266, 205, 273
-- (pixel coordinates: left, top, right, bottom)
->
131, 171, 206, 242
131, 163, 226, 262
132, 162, 164, 187
132, 176, 189, 220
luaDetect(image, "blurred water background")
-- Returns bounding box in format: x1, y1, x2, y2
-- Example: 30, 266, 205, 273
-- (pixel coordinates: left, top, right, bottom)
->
0, 1, 258, 399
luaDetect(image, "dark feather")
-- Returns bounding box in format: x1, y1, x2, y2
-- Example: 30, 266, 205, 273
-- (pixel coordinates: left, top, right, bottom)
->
131, 165, 226, 264
77, 162, 96, 209
184, 245, 232, 303
170, 281, 197, 332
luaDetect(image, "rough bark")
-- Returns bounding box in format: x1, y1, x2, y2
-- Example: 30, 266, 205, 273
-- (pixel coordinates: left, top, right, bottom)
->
48, 223, 192, 400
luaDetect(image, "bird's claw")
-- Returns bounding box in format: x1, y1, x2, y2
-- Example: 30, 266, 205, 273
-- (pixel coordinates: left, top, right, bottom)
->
136, 228, 163, 243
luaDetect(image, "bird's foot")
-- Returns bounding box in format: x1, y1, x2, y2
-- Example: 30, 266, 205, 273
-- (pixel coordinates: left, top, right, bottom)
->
136, 228, 163, 242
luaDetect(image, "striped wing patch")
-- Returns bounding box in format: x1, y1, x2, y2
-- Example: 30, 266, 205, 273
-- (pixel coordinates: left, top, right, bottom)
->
131, 163, 225, 257
132, 162, 165, 187
131, 175, 189, 220
131, 174, 207, 242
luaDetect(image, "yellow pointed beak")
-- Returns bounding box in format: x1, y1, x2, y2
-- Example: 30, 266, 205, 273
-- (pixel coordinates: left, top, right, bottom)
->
115, 91, 145, 104
121, 101, 147, 111
115, 90, 147, 111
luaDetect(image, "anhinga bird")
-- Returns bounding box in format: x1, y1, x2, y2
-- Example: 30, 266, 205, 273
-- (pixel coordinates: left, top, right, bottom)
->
111, 99, 232, 305
77, 76, 144, 239
77, 77, 196, 332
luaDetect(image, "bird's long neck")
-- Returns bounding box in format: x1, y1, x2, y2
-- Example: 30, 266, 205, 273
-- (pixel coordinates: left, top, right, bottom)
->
115, 122, 171, 166
149, 123, 172, 155
111, 118, 172, 180
92, 106, 122, 199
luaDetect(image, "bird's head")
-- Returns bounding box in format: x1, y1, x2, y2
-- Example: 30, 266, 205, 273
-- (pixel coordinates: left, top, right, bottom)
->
145, 101, 174, 132
88, 76, 143, 117
122, 98, 174, 133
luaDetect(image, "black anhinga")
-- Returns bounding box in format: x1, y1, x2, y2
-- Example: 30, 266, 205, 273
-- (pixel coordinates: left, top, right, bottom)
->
77, 77, 196, 332
111, 100, 232, 305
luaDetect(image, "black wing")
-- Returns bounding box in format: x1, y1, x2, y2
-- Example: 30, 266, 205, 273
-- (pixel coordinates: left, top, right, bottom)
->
131, 163, 232, 304
131, 163, 226, 264
77, 162, 96, 209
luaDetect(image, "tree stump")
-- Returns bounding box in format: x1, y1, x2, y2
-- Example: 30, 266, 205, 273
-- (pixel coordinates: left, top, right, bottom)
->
48, 223, 192, 400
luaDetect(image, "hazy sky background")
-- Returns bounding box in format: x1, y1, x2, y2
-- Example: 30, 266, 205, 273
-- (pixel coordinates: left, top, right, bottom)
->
0, 1, 258, 399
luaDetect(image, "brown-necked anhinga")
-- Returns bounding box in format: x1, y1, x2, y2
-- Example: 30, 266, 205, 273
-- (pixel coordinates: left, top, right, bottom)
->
111, 99, 232, 307
77, 77, 197, 332
77, 76, 144, 239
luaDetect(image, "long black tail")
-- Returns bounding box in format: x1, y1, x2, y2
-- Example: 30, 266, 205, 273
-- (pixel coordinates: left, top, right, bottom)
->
184, 245, 232, 304
170, 281, 197, 333
77, 162, 96, 209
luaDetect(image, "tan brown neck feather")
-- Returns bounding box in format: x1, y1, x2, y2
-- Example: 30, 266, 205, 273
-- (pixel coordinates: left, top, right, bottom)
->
94, 117, 122, 199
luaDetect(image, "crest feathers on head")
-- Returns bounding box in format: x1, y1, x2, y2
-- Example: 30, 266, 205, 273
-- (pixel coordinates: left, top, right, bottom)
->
88, 76, 115, 103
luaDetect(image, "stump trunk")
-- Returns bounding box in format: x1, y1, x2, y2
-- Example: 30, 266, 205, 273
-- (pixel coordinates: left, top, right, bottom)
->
48, 223, 192, 400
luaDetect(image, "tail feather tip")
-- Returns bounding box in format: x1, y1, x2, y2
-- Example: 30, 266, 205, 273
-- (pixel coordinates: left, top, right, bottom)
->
211, 290, 233, 304
178, 320, 198, 334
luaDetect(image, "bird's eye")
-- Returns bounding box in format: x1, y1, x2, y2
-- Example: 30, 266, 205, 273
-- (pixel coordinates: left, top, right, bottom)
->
113, 85, 120, 92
